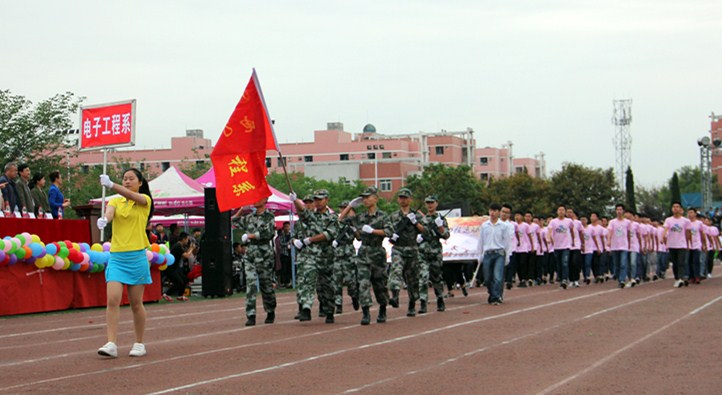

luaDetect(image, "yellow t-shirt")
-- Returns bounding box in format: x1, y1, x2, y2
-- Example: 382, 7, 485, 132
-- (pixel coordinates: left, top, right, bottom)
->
109, 194, 151, 252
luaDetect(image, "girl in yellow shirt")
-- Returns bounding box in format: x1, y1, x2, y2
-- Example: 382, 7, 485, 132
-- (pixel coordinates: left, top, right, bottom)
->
96, 168, 154, 358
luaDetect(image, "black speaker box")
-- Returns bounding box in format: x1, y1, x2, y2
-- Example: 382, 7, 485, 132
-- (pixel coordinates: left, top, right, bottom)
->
202, 188, 233, 297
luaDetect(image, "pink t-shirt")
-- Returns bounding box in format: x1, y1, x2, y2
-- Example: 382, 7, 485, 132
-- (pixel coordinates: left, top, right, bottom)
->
548, 217, 573, 250
664, 216, 691, 249
707, 226, 719, 250
608, 218, 631, 251
582, 226, 596, 254
656, 226, 667, 252
688, 220, 704, 250
569, 219, 582, 250
600, 226, 610, 251
629, 222, 641, 253
528, 223, 541, 255
515, 222, 531, 253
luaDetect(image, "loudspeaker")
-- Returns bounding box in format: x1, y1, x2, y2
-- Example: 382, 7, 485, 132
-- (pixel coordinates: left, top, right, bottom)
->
201, 238, 233, 297
204, 188, 231, 240
202, 188, 232, 297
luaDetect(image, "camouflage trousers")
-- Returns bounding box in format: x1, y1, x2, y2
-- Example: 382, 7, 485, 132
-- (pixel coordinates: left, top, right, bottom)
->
334, 244, 359, 306
357, 245, 389, 307
419, 249, 445, 302
244, 245, 277, 318
295, 250, 312, 305
298, 247, 336, 315
388, 246, 420, 302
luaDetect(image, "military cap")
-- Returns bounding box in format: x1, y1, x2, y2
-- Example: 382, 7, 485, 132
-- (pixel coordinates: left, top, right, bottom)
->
360, 186, 379, 197
397, 188, 412, 198
424, 194, 438, 203
313, 189, 329, 199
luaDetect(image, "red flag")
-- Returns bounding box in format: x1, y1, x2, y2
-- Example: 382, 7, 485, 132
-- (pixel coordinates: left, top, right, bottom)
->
211, 70, 279, 212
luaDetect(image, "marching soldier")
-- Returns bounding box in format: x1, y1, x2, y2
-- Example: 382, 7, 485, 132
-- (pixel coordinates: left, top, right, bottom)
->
292, 194, 315, 320
339, 186, 392, 325
333, 201, 360, 314
232, 198, 277, 326
388, 188, 424, 317
291, 189, 339, 323
417, 195, 450, 313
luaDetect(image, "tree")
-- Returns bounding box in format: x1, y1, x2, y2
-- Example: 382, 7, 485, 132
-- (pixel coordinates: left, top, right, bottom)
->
547, 163, 621, 217
266, 171, 370, 211
479, 172, 551, 216
404, 164, 485, 214
670, 172, 681, 205
625, 166, 636, 212
0, 90, 84, 170
636, 186, 666, 220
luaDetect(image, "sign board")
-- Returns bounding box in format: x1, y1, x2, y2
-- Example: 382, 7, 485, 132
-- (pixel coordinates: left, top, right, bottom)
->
78, 100, 136, 151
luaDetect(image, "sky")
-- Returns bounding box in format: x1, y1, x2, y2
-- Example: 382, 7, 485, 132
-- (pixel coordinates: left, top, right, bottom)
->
2, 0, 721, 188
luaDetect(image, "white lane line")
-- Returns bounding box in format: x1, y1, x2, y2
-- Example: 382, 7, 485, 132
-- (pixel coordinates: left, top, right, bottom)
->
536, 295, 722, 395
144, 289, 619, 395
0, 289, 559, 391
340, 289, 674, 393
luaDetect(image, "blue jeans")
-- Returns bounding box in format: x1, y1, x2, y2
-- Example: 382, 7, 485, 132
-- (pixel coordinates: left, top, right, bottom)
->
553, 249, 570, 283
656, 252, 669, 278
483, 251, 506, 303
583, 253, 593, 279
689, 249, 701, 279
629, 252, 638, 281
611, 250, 629, 284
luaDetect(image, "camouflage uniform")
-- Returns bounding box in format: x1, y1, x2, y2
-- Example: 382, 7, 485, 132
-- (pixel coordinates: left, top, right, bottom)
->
388, 209, 422, 305
296, 205, 339, 317
353, 209, 392, 308
418, 212, 450, 303
334, 215, 359, 308
234, 210, 277, 319
293, 205, 312, 308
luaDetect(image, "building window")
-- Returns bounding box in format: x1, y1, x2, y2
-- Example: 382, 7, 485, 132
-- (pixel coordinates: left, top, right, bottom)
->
81, 165, 89, 174
435, 146, 444, 155
380, 179, 392, 192
479, 157, 488, 165
367, 153, 376, 160
161, 162, 170, 171
340, 154, 349, 161
195, 160, 204, 166
277, 157, 286, 167
139, 163, 145, 171
304, 155, 313, 162
480, 173, 489, 181
515, 166, 524, 174
382, 152, 392, 159
265, 158, 271, 167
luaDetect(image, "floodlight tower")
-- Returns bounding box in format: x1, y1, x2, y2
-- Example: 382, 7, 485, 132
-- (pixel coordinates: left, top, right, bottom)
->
697, 135, 721, 211
612, 99, 633, 191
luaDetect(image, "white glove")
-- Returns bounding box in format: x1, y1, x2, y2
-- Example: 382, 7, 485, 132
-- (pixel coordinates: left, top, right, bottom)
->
416, 234, 424, 244
332, 240, 338, 248
435, 217, 444, 227
99, 174, 114, 189
362, 224, 374, 234
391, 233, 399, 242
349, 197, 363, 208
293, 239, 304, 250
241, 234, 249, 243
96, 217, 108, 230
407, 213, 417, 224
303, 237, 312, 246
289, 192, 297, 201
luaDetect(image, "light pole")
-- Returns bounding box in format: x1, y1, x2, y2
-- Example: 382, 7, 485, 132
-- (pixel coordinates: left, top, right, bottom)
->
697, 136, 721, 211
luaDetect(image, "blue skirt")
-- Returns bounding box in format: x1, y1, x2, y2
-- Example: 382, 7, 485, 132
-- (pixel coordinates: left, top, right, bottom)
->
105, 249, 152, 285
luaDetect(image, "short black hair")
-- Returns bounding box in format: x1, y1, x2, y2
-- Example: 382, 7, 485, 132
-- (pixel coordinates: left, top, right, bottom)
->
615, 203, 625, 210
282, 221, 290, 226
502, 203, 512, 211
233, 242, 241, 249
489, 203, 502, 211
192, 228, 202, 234
671, 201, 682, 207
525, 211, 533, 216
557, 204, 566, 210
18, 163, 29, 173
48, 170, 61, 183
178, 232, 189, 240
590, 211, 600, 218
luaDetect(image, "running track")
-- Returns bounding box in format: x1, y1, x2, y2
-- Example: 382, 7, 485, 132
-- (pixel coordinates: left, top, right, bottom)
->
1, 274, 721, 394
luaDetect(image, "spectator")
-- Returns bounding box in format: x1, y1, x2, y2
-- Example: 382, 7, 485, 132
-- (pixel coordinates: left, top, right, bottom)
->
168, 223, 181, 246
29, 172, 50, 217
154, 224, 169, 244
274, 221, 292, 288
0, 162, 20, 212
232, 242, 247, 292
48, 170, 70, 219
191, 228, 203, 244
16, 163, 34, 215
165, 232, 193, 302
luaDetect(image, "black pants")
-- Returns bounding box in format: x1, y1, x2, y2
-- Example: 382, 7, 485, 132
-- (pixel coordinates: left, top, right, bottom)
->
707, 251, 715, 276
669, 248, 688, 280
591, 251, 601, 278
279, 254, 292, 285
515, 252, 530, 282
569, 250, 582, 282
443, 262, 466, 291
166, 268, 187, 297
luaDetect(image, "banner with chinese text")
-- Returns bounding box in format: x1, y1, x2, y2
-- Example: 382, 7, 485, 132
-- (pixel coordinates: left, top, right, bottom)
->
79, 100, 136, 150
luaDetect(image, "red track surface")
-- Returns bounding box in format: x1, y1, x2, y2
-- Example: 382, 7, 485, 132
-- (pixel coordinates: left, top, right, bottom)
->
1, 273, 721, 394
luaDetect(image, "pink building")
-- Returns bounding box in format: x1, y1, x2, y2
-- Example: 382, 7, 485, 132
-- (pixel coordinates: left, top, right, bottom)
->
69, 124, 545, 199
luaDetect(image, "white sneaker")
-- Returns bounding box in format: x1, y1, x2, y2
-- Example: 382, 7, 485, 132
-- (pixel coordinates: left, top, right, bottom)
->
129, 343, 147, 357
97, 342, 118, 358
674, 280, 683, 288
707, 273, 712, 279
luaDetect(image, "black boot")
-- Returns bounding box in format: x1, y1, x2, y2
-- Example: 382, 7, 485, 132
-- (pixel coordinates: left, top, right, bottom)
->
318, 307, 325, 318
437, 297, 445, 312
377, 304, 387, 323
299, 308, 311, 322
390, 290, 400, 308
245, 315, 256, 326
361, 306, 371, 325
294, 303, 302, 320
407, 300, 416, 317
419, 300, 427, 314
325, 313, 335, 324
264, 312, 275, 324
336, 304, 343, 314
352, 296, 360, 311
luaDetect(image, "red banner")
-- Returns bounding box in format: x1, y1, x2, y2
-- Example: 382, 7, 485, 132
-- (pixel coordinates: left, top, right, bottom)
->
211, 70, 278, 212
79, 100, 135, 150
